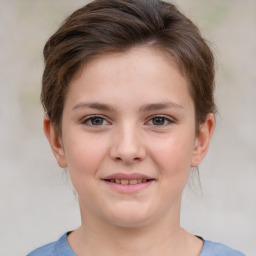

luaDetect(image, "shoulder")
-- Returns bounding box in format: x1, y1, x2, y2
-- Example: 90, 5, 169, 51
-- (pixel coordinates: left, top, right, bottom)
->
27, 241, 56, 256
27, 233, 76, 256
200, 240, 246, 256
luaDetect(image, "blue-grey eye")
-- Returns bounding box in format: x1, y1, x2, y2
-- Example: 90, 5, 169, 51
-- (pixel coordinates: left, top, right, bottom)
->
152, 117, 166, 125
89, 117, 104, 125
82, 116, 107, 126
149, 116, 174, 126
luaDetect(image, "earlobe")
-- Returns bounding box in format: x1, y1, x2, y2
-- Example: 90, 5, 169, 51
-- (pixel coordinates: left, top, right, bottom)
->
43, 115, 67, 168
191, 113, 215, 167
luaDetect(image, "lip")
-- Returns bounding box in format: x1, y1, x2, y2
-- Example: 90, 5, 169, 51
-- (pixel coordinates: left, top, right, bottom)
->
103, 172, 154, 180
102, 173, 155, 194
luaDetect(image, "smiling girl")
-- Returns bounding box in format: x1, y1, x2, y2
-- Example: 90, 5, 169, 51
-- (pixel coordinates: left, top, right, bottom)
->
27, 0, 245, 255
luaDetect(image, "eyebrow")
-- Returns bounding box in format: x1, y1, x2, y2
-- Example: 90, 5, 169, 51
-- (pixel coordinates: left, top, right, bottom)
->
138, 102, 184, 112
72, 102, 116, 112
72, 102, 183, 112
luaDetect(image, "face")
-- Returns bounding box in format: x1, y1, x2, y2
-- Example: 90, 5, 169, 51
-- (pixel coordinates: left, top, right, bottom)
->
45, 47, 214, 228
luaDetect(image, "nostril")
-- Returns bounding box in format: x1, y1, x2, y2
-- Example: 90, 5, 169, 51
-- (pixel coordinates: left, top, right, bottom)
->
110, 142, 146, 163
115, 156, 142, 162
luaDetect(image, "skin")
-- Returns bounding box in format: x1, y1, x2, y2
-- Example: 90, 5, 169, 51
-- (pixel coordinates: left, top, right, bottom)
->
44, 47, 215, 256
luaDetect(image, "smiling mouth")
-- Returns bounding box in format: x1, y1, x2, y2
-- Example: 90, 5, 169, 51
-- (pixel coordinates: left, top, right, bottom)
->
104, 179, 154, 185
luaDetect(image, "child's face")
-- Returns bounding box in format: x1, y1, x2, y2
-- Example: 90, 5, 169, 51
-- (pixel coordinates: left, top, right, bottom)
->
45, 47, 213, 227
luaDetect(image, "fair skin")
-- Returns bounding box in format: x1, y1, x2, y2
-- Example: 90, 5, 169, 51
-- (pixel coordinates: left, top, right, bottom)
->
44, 47, 214, 256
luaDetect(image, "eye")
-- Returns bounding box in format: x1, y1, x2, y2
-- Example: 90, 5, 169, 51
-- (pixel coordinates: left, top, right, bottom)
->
148, 116, 173, 126
82, 116, 109, 126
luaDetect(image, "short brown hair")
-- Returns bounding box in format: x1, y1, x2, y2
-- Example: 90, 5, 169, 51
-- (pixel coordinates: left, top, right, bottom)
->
42, 0, 215, 133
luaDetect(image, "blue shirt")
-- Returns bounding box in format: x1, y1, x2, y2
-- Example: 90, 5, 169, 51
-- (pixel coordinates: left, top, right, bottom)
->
27, 233, 245, 256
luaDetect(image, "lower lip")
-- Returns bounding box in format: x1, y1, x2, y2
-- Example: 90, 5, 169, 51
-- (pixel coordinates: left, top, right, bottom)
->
103, 180, 154, 193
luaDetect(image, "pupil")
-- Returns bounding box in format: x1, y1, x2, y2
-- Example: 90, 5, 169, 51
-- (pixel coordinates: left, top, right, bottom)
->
92, 117, 103, 125
153, 117, 165, 125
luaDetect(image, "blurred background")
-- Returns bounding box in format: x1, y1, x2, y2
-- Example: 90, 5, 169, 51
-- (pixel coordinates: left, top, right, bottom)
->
0, 0, 255, 255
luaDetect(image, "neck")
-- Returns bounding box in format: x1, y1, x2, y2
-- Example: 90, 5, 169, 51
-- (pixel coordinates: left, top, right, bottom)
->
67, 198, 202, 256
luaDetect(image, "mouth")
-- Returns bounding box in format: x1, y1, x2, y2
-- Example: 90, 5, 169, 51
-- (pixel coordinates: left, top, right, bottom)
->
104, 178, 154, 185
102, 173, 155, 193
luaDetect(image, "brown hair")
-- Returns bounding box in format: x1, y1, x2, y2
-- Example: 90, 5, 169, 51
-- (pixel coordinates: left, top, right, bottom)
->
42, 0, 215, 133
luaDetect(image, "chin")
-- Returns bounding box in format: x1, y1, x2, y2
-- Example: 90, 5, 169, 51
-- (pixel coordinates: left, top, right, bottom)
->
110, 217, 150, 228
105, 206, 153, 228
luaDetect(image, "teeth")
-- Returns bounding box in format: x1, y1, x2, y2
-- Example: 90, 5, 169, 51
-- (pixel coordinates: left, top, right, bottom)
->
121, 179, 129, 185
109, 179, 150, 184
129, 179, 138, 185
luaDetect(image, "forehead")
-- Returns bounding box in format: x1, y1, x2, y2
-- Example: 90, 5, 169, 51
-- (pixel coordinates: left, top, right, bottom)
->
73, 46, 186, 81
65, 47, 192, 110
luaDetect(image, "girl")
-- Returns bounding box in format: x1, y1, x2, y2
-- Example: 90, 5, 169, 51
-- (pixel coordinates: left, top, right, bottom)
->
28, 0, 245, 255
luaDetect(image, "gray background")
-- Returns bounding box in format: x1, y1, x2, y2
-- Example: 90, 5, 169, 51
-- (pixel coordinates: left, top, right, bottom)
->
0, 0, 255, 255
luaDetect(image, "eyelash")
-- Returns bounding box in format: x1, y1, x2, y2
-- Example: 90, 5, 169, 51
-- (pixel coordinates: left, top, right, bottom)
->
81, 115, 110, 126
81, 115, 174, 127
146, 115, 174, 126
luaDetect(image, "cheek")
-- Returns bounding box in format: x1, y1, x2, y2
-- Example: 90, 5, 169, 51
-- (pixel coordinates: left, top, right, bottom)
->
149, 131, 195, 179
146, 133, 196, 211
62, 134, 107, 186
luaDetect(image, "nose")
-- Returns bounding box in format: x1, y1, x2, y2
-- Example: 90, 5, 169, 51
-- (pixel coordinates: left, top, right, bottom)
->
109, 124, 146, 165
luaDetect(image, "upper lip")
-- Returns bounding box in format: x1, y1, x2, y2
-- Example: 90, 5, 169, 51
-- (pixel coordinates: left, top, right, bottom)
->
102, 173, 155, 180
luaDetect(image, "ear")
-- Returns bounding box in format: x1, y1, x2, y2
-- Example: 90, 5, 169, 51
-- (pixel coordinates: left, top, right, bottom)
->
43, 115, 67, 168
191, 113, 215, 167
